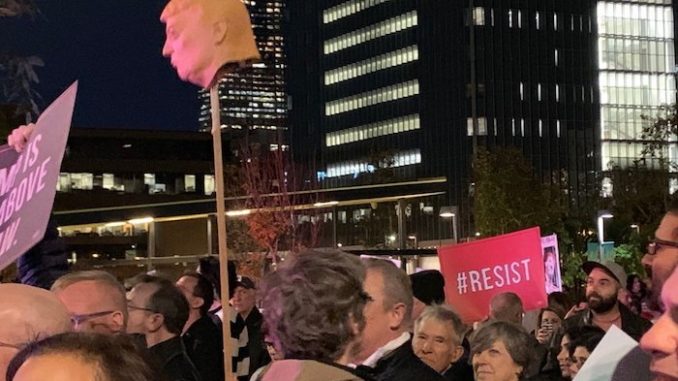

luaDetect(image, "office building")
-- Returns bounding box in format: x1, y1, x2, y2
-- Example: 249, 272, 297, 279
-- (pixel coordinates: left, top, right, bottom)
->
287, 0, 676, 238
198, 0, 287, 152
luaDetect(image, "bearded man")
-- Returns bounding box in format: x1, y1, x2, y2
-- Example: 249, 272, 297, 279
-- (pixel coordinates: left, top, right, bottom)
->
563, 261, 651, 341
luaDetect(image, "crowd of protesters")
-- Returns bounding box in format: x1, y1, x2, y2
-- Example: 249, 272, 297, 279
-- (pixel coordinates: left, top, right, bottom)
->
1, 129, 678, 381
1, 234, 677, 381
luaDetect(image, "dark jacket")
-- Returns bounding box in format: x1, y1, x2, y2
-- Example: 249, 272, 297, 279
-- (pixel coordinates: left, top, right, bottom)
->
17, 217, 68, 289
442, 360, 473, 381
183, 316, 224, 381
234, 307, 271, 380
562, 303, 652, 341
149, 336, 202, 381
356, 339, 446, 381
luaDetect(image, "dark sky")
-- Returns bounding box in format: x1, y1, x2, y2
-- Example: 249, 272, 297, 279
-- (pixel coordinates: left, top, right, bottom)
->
1, 0, 200, 131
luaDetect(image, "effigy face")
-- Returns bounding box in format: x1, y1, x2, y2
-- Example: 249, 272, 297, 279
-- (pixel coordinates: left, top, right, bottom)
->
161, 0, 260, 88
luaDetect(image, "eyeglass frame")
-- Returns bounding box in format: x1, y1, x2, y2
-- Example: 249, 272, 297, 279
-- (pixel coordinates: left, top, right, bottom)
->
647, 238, 678, 255
70, 310, 117, 327
127, 303, 157, 314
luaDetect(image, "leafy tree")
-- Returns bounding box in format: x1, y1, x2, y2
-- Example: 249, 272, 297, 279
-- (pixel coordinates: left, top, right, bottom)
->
0, 0, 43, 136
472, 147, 566, 236
641, 103, 678, 170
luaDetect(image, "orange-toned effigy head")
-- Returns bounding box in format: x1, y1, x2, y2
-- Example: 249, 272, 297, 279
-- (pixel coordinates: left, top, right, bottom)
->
161, 0, 260, 88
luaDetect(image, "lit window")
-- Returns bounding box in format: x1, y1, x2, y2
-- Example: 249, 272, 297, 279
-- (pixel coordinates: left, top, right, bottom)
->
508, 9, 513, 28
519, 82, 524, 100
537, 83, 542, 101
472, 7, 485, 25
204, 175, 215, 196
184, 175, 196, 192
324, 11, 418, 54
535, 11, 540, 30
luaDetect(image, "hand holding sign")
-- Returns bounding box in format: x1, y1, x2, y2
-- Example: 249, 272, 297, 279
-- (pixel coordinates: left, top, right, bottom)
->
0, 83, 77, 271
7, 123, 36, 153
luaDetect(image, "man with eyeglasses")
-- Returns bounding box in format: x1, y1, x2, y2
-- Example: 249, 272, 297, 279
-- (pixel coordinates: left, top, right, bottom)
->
0, 283, 71, 381
643, 212, 678, 312
127, 274, 200, 381
51, 270, 128, 334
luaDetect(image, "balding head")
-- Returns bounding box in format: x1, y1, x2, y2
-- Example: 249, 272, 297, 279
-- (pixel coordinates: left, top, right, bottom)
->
489, 292, 524, 325
51, 271, 128, 334
0, 284, 71, 381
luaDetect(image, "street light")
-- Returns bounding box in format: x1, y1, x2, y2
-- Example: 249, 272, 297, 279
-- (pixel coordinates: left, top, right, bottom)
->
630, 224, 640, 235
439, 206, 459, 243
597, 210, 613, 261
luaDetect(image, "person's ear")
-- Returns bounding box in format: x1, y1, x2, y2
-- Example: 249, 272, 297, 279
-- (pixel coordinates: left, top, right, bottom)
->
213, 21, 228, 44
389, 302, 407, 330
110, 311, 125, 333
450, 344, 465, 363
147, 313, 165, 332
191, 296, 205, 310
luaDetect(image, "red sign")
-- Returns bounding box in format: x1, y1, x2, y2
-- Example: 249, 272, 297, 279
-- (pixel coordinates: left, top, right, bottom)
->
438, 227, 547, 322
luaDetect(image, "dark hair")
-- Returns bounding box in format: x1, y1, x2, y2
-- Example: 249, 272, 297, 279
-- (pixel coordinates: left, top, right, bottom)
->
568, 329, 605, 357
470, 321, 533, 378
7, 332, 162, 381
138, 275, 189, 335
537, 307, 564, 327
198, 257, 237, 299
181, 271, 214, 317
260, 250, 367, 362
548, 291, 573, 314
562, 325, 605, 343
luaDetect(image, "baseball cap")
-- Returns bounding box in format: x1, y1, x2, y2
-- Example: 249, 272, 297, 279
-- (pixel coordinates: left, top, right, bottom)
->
234, 275, 256, 290
582, 261, 627, 287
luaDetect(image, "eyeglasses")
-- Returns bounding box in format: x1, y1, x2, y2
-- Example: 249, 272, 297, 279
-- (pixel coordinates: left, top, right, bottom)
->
127, 304, 157, 313
647, 238, 678, 255
70, 310, 116, 327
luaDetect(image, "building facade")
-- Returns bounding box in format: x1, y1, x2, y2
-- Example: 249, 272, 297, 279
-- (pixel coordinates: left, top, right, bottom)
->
287, 0, 677, 239
198, 0, 287, 153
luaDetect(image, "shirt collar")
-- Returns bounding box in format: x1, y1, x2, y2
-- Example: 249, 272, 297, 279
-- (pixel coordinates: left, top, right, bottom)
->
361, 332, 411, 367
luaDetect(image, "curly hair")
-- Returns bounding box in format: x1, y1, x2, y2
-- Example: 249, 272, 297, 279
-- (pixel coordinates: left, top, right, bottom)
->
260, 250, 368, 362
7, 332, 162, 381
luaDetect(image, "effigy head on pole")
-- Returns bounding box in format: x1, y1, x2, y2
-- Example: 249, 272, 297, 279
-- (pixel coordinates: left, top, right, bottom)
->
160, 0, 261, 88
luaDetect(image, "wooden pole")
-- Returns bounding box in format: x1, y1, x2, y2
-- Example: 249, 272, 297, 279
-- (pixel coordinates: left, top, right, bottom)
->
210, 80, 233, 379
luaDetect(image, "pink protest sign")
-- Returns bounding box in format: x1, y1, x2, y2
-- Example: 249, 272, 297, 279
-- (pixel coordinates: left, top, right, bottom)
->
0, 82, 77, 271
438, 227, 547, 322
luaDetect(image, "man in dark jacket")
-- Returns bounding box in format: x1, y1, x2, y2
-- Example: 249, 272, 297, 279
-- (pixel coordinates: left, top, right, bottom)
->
353, 259, 445, 381
563, 261, 652, 341
231, 276, 270, 380
177, 272, 224, 381
127, 274, 201, 381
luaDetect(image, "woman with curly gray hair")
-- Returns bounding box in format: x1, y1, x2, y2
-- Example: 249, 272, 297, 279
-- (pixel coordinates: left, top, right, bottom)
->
253, 249, 370, 381
470, 321, 533, 381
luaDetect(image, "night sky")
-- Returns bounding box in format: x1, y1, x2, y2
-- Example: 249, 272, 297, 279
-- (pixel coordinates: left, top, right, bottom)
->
1, 0, 200, 131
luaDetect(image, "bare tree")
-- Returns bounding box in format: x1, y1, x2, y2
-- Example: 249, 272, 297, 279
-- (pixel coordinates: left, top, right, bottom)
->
239, 144, 322, 269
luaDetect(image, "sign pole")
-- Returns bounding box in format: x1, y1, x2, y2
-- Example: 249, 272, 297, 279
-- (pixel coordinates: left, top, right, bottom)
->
210, 80, 233, 379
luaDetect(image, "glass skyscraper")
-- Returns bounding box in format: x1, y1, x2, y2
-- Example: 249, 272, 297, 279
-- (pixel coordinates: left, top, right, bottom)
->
198, 0, 287, 150
597, 0, 676, 172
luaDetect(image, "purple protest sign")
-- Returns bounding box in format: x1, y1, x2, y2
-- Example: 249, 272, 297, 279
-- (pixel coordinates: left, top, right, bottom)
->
0, 82, 77, 271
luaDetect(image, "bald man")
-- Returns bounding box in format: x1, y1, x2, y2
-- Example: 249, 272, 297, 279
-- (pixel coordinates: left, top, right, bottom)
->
0, 283, 71, 381
489, 292, 525, 325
